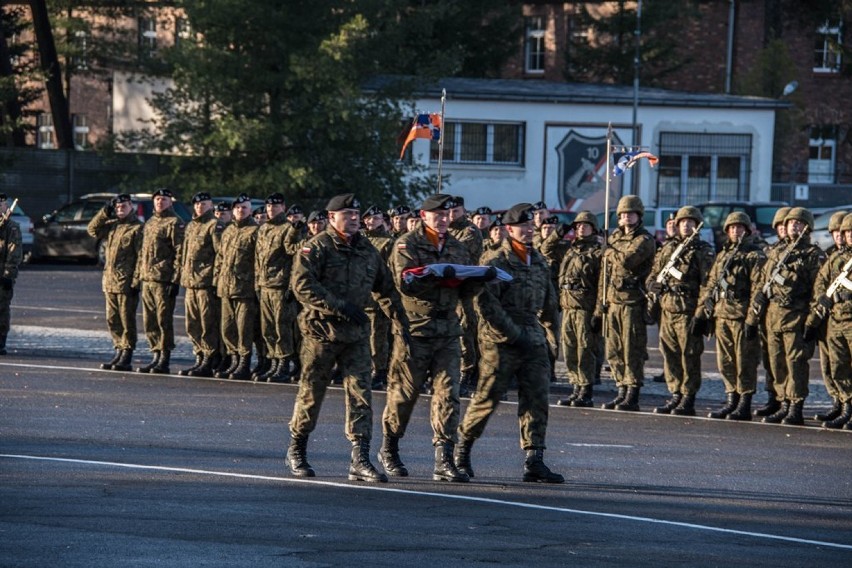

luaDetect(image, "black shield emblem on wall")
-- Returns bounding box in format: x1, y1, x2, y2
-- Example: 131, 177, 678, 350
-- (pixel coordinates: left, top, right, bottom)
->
556, 130, 623, 209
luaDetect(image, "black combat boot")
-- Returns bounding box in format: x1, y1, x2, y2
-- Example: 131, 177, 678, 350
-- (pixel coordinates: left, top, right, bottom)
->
179, 353, 204, 376
754, 395, 781, 417
377, 436, 408, 477
726, 393, 753, 421
709, 392, 740, 419
287, 435, 315, 477
188, 353, 215, 377
136, 351, 160, 373
230, 354, 252, 380
433, 443, 469, 482
615, 386, 640, 412
654, 393, 682, 415
266, 359, 289, 383
522, 449, 564, 484
150, 350, 171, 374
671, 393, 696, 416
254, 358, 278, 382
112, 349, 133, 372
371, 370, 387, 391
816, 399, 842, 422
215, 354, 238, 379
782, 400, 805, 426
101, 348, 122, 370
250, 356, 271, 381
348, 439, 387, 483
454, 437, 475, 478
571, 385, 594, 408
822, 401, 852, 429
761, 400, 790, 424
602, 385, 627, 410
557, 384, 580, 406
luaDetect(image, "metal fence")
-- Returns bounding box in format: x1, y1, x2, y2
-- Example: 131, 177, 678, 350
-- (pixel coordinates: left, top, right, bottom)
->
771, 182, 852, 208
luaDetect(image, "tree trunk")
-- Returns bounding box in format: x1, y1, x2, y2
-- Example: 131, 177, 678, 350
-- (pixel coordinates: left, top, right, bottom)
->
29, 0, 72, 149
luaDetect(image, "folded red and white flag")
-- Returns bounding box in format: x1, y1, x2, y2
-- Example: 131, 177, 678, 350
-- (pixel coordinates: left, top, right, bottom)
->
402, 263, 512, 288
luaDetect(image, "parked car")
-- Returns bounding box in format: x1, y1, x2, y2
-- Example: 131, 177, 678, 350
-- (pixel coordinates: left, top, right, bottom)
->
695, 201, 789, 251
7, 202, 34, 263
595, 207, 715, 248
809, 204, 852, 251
32, 192, 192, 265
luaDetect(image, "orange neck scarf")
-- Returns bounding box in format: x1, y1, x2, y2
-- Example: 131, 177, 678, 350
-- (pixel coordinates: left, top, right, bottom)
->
510, 238, 529, 264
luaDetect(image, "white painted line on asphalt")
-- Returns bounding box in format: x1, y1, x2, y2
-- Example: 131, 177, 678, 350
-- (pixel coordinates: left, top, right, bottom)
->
14, 305, 185, 320
566, 443, 634, 448
2, 453, 850, 551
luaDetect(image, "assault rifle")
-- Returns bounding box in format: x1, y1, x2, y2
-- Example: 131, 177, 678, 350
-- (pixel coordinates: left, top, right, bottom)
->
702, 235, 743, 319
647, 222, 704, 322
811, 255, 852, 328
750, 227, 808, 318
0, 198, 18, 227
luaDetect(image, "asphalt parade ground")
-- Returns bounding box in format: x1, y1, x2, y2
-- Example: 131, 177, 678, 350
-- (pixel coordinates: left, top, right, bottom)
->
1, 266, 850, 566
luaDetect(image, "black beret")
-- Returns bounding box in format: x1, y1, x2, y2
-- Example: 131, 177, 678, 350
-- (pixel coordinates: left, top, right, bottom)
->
253, 206, 266, 216
152, 188, 174, 198
392, 205, 411, 216
114, 193, 132, 204
452, 195, 465, 207
412, 209, 421, 216
191, 191, 212, 203
307, 210, 327, 223
364, 205, 383, 217
420, 194, 454, 212
542, 215, 559, 225
491, 215, 504, 228
0, 193, 7, 201
233, 193, 251, 205
287, 204, 303, 215
531, 201, 548, 211
502, 203, 535, 225
325, 194, 360, 212
215, 202, 231, 212
474, 206, 492, 216
265, 192, 285, 205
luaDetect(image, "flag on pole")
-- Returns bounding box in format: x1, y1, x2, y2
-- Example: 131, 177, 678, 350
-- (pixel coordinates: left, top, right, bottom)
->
613, 150, 659, 177
399, 113, 442, 159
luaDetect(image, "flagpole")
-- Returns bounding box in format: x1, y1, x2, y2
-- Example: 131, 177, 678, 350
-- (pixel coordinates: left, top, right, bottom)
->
601, 122, 613, 368
437, 88, 446, 193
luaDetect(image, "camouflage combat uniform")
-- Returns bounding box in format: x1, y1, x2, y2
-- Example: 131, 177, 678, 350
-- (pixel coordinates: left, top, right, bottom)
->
180, 208, 220, 360
0, 215, 23, 351
364, 225, 394, 381
216, 216, 259, 359
448, 215, 484, 381
255, 212, 296, 362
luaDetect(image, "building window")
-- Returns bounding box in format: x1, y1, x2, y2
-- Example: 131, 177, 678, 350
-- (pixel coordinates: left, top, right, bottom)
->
524, 16, 546, 74
175, 17, 192, 47
73, 114, 89, 150
432, 121, 525, 166
138, 16, 157, 58
72, 30, 89, 71
808, 125, 836, 183
37, 113, 54, 149
656, 132, 752, 206
814, 20, 843, 73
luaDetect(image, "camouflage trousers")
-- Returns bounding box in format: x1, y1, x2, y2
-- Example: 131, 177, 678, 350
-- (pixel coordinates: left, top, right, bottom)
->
459, 340, 551, 451
0, 287, 13, 346
258, 287, 295, 359
382, 334, 461, 445
818, 320, 839, 399
458, 298, 479, 375
220, 296, 258, 357
766, 316, 814, 403
366, 305, 391, 374
605, 303, 647, 388
827, 322, 852, 401
141, 281, 176, 351
290, 336, 373, 442
715, 318, 759, 395
184, 287, 219, 357
105, 291, 138, 350
659, 311, 704, 395
560, 308, 597, 387
759, 323, 776, 394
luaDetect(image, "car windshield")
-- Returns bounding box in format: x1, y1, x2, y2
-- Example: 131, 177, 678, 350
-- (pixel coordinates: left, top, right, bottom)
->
753, 206, 779, 230
701, 205, 728, 228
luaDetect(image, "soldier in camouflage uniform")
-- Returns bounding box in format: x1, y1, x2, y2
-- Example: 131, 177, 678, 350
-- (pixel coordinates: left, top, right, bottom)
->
254, 192, 296, 383
448, 196, 484, 397
456, 202, 563, 484
598, 195, 656, 412
214, 201, 233, 229
745, 207, 825, 425
362, 205, 394, 390
647, 206, 715, 416
530, 201, 549, 250
0, 194, 20, 355
379, 194, 488, 483
753, 206, 790, 416
555, 211, 602, 407
538, 215, 571, 381
87, 194, 142, 370
390, 205, 412, 238
484, 215, 506, 254
812, 210, 848, 422
178, 192, 221, 377
136, 188, 185, 374
471, 206, 493, 240
214, 194, 259, 380
697, 212, 765, 420
287, 194, 408, 483
805, 213, 852, 429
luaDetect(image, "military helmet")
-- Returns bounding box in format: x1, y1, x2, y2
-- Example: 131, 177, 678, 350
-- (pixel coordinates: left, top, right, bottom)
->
784, 207, 815, 231
616, 195, 644, 215
572, 210, 599, 232
772, 206, 791, 227
828, 210, 849, 232
840, 213, 852, 232
674, 205, 703, 225
723, 211, 752, 234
